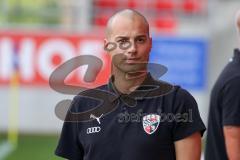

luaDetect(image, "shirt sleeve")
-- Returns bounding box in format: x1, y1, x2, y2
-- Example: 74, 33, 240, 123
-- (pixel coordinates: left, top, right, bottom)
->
55, 97, 84, 160
221, 76, 240, 126
172, 88, 206, 141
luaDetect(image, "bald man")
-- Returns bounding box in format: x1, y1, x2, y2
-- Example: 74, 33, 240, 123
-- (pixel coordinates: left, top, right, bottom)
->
205, 11, 240, 160
55, 9, 206, 160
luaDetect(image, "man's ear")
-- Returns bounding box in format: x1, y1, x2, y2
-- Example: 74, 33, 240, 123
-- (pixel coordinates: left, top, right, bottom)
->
149, 37, 152, 50
150, 37, 152, 48
104, 38, 116, 53
104, 38, 108, 51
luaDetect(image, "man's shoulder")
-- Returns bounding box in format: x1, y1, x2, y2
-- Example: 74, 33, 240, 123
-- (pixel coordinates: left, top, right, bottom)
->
145, 76, 174, 94
216, 61, 240, 87
152, 79, 200, 117
69, 84, 110, 111
150, 77, 194, 100
74, 83, 110, 98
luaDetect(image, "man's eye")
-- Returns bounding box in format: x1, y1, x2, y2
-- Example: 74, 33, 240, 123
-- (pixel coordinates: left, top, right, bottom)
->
137, 38, 145, 43
118, 39, 128, 43
118, 40, 131, 50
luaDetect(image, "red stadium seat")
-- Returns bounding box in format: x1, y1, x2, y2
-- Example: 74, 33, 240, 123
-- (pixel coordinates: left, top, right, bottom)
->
94, 14, 109, 26
155, 0, 175, 10
127, 0, 137, 9
154, 16, 177, 29
182, 0, 202, 13
94, 0, 118, 8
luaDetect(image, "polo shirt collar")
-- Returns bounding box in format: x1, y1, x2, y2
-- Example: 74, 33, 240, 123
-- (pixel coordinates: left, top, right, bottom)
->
107, 73, 158, 107
233, 48, 240, 60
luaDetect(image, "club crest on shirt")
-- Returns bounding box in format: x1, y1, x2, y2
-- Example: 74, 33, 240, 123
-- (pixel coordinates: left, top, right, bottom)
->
142, 114, 160, 135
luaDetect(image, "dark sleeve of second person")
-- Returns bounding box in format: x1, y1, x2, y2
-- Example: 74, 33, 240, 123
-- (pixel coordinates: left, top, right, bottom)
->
172, 88, 206, 141
221, 76, 240, 126
55, 97, 84, 160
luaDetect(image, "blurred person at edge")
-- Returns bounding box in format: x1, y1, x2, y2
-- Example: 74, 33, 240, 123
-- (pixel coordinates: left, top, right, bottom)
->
205, 10, 240, 160
55, 9, 206, 160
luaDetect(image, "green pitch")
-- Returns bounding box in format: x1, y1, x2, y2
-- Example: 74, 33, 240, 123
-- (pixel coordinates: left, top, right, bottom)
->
1, 134, 63, 160
1, 134, 206, 160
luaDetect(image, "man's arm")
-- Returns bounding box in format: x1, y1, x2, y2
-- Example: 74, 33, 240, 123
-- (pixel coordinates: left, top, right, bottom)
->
221, 77, 240, 160
224, 126, 240, 160
174, 132, 201, 160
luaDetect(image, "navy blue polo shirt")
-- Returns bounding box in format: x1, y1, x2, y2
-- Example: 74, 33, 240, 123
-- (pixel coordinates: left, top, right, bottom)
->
205, 49, 240, 160
55, 73, 206, 160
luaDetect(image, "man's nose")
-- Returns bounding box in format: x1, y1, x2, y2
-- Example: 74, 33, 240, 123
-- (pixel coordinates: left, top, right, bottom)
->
127, 41, 137, 54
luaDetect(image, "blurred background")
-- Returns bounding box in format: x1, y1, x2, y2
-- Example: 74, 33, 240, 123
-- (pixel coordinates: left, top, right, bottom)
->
0, 0, 239, 159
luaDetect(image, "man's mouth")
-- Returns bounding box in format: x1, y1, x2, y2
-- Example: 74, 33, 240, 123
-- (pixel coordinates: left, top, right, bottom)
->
125, 58, 141, 64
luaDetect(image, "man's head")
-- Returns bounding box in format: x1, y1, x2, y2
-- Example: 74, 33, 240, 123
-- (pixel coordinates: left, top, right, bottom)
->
104, 9, 152, 74
105, 9, 150, 38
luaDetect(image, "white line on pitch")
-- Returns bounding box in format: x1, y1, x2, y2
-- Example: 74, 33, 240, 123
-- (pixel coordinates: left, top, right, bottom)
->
201, 152, 205, 160
0, 141, 14, 160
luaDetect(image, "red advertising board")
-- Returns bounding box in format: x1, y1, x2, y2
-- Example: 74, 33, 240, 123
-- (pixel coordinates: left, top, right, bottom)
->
0, 31, 111, 87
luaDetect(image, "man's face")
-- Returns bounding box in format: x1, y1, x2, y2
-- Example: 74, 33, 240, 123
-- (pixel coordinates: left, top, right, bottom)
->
104, 16, 152, 74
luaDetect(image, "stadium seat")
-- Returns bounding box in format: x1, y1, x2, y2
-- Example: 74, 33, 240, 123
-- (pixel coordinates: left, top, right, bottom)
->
94, 14, 109, 26
154, 16, 177, 29
94, 0, 118, 8
155, 0, 175, 11
182, 0, 202, 13
127, 0, 137, 9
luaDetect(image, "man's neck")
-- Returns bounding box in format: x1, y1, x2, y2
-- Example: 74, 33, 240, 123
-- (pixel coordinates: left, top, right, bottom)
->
112, 69, 147, 94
